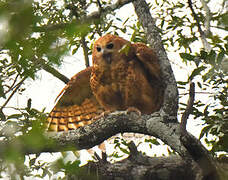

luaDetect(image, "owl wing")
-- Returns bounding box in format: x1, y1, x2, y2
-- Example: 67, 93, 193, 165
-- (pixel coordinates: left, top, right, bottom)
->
132, 43, 162, 81
46, 67, 104, 131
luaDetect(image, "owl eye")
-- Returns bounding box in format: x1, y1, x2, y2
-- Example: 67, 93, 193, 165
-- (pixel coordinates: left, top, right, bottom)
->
106, 43, 114, 49
96, 46, 101, 52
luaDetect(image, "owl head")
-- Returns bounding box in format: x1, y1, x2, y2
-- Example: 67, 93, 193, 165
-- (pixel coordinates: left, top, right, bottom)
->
92, 34, 129, 66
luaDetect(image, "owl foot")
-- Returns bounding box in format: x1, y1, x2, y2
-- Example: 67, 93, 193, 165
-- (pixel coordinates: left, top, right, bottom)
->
93, 110, 112, 121
126, 107, 142, 116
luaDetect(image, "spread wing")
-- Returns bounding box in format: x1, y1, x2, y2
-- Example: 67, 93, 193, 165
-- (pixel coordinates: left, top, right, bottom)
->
46, 67, 104, 131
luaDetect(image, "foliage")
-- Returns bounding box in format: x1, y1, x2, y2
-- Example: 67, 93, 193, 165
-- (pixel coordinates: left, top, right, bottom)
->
0, 0, 227, 179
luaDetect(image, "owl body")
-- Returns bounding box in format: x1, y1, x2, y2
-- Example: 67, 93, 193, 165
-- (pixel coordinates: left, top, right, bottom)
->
47, 34, 164, 132
91, 34, 163, 114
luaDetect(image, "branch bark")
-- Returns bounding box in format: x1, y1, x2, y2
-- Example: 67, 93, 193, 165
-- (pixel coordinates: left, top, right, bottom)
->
81, 36, 90, 67
133, 0, 179, 120
180, 82, 195, 133
83, 150, 199, 180
0, 110, 220, 179
39, 59, 70, 84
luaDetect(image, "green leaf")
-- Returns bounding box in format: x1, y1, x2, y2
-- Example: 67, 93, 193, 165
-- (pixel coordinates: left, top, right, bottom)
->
197, 82, 202, 88
189, 66, 207, 80
179, 53, 195, 61
0, 79, 5, 98
208, 50, 216, 65
119, 147, 130, 155
145, 138, 160, 145
177, 81, 188, 85
217, 50, 225, 65
27, 98, 32, 110
7, 114, 23, 120
199, 125, 210, 139
119, 43, 131, 56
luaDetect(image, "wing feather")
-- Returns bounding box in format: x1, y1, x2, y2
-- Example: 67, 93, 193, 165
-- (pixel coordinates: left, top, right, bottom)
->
47, 67, 104, 131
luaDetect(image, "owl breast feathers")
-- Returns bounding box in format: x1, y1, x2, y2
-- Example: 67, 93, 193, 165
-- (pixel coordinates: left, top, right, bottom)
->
47, 34, 164, 131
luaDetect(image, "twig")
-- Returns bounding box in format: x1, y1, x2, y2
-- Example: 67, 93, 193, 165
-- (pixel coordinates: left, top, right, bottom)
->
200, 0, 211, 36
188, 0, 211, 51
40, 60, 70, 84
4, 74, 19, 94
81, 36, 90, 67
180, 82, 195, 133
179, 91, 214, 96
33, 0, 134, 32
0, 77, 27, 114
97, 0, 102, 11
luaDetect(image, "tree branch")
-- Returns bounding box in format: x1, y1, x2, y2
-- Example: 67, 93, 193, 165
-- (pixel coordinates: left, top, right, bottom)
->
132, 0, 179, 120
188, 0, 211, 51
180, 82, 195, 133
80, 36, 90, 67
33, 0, 135, 32
200, 0, 211, 36
180, 133, 219, 180
0, 112, 188, 157
0, 77, 27, 115
39, 59, 70, 84
84, 153, 199, 180
179, 84, 219, 179
0, 110, 220, 179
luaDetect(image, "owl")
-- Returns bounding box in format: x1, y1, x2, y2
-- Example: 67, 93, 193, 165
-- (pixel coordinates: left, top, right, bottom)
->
46, 34, 164, 132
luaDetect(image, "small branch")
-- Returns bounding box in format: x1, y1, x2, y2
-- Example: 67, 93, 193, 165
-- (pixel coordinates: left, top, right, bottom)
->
80, 36, 90, 67
4, 74, 19, 94
96, 0, 102, 11
188, 0, 211, 51
33, 0, 134, 32
179, 91, 214, 96
40, 60, 70, 84
179, 82, 219, 179
180, 82, 195, 133
200, 0, 211, 36
0, 77, 27, 114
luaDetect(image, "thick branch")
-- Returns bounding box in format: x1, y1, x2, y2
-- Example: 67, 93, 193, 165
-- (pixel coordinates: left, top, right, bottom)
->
0, 111, 186, 156
133, 0, 179, 120
0, 110, 220, 179
84, 154, 199, 180
180, 133, 219, 180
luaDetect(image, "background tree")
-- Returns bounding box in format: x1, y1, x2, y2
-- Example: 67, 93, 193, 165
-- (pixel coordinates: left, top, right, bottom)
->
0, 0, 227, 179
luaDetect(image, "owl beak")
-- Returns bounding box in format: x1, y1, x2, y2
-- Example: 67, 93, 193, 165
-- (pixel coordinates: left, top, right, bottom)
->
102, 52, 112, 64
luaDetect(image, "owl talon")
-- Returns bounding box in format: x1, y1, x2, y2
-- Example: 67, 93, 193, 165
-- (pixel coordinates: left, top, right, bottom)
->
93, 110, 112, 120
126, 107, 141, 116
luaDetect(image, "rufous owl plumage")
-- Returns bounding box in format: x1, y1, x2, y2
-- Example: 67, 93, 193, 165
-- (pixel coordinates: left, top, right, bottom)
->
46, 34, 164, 132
